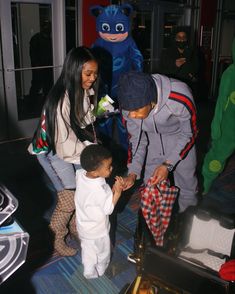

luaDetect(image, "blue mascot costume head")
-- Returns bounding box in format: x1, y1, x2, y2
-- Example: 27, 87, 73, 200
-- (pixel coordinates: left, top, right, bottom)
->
93, 4, 131, 42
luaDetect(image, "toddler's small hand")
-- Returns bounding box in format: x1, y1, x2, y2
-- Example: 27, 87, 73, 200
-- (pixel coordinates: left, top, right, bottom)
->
115, 176, 124, 188
113, 176, 124, 193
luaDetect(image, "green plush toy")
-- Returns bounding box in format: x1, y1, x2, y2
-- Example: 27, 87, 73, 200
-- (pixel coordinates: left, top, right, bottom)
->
202, 38, 235, 194
96, 94, 115, 116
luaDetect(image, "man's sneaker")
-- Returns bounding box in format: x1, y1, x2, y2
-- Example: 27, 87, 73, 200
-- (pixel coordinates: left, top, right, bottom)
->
127, 253, 140, 264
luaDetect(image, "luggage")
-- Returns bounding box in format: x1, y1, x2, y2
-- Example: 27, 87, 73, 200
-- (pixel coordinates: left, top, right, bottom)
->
122, 206, 235, 294
0, 184, 29, 284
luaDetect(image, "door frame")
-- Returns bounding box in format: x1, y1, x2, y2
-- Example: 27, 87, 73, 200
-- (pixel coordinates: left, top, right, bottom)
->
0, 0, 65, 140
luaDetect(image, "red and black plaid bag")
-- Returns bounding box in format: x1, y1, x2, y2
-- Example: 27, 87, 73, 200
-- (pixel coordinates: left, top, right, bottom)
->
140, 179, 179, 246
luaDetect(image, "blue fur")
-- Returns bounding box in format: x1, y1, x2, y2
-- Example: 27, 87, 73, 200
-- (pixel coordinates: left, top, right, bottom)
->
90, 4, 143, 99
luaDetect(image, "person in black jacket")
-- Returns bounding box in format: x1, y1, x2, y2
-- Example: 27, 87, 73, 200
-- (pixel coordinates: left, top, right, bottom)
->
29, 20, 53, 100
159, 27, 199, 98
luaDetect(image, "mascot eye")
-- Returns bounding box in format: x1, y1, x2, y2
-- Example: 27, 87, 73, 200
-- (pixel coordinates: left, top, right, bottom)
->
115, 23, 124, 32
101, 23, 110, 32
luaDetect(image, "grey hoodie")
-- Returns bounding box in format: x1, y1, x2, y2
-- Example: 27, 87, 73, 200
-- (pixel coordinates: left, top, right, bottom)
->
122, 74, 198, 181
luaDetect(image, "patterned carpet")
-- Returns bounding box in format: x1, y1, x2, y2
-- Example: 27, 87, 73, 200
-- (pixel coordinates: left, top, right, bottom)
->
30, 191, 140, 294
0, 138, 141, 293
0, 187, 140, 294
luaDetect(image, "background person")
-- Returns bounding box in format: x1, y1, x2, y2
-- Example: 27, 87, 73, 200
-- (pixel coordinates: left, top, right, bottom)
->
159, 26, 199, 99
29, 20, 53, 101
75, 144, 124, 279
202, 38, 235, 195
28, 46, 100, 256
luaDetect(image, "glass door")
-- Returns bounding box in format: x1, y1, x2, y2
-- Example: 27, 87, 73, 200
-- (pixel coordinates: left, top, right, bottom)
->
132, 11, 153, 73
130, 1, 187, 74
0, 0, 65, 139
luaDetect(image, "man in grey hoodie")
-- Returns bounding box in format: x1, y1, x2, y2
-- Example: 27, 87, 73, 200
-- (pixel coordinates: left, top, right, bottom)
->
117, 71, 198, 213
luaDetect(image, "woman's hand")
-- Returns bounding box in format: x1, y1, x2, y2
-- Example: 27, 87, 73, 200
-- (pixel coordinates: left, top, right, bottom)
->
176, 57, 186, 67
122, 173, 137, 191
151, 165, 169, 185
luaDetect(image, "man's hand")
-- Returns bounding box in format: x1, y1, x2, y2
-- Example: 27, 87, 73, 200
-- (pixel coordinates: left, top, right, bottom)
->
122, 173, 137, 190
151, 165, 169, 185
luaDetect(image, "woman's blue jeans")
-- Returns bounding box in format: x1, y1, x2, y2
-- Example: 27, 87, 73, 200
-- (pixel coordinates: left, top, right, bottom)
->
37, 151, 81, 193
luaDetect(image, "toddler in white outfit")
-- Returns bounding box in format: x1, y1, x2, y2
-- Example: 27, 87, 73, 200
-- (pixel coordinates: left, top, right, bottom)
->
75, 144, 124, 279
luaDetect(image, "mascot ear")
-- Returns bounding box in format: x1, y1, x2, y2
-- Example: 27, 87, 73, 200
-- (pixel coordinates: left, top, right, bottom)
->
120, 4, 133, 17
90, 5, 104, 17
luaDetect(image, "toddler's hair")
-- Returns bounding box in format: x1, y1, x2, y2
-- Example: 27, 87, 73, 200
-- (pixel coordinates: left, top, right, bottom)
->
80, 144, 112, 172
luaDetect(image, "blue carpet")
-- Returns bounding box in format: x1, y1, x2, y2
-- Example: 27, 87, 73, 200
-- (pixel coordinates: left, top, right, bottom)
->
30, 192, 140, 294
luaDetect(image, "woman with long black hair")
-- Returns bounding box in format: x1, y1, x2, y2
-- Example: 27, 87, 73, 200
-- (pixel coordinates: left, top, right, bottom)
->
28, 46, 100, 256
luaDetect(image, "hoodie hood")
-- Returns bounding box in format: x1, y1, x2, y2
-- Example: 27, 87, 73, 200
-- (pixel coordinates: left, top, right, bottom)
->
150, 74, 191, 112
151, 74, 171, 111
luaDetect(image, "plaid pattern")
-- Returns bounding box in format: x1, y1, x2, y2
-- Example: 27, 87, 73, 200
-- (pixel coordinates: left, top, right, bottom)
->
50, 190, 77, 256
140, 179, 179, 246
32, 110, 49, 154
